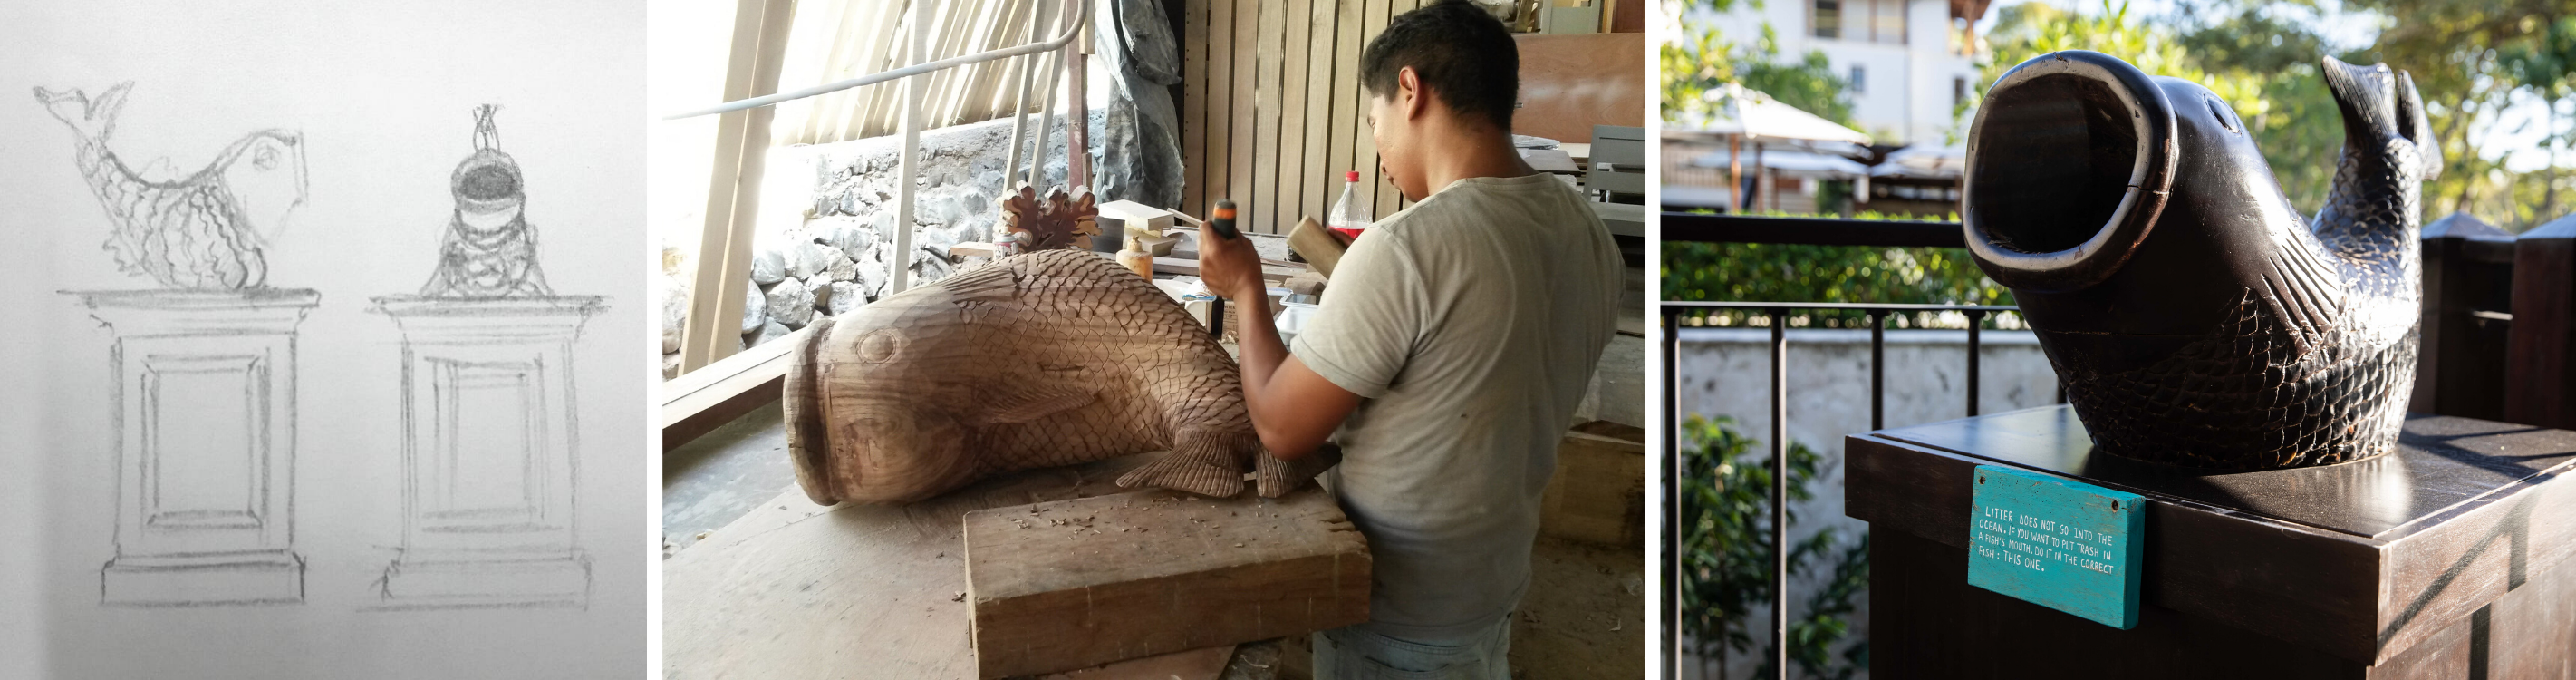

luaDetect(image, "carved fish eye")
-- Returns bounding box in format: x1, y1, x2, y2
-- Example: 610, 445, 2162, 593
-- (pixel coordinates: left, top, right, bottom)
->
2207, 97, 2240, 134
856, 329, 900, 363
254, 144, 280, 170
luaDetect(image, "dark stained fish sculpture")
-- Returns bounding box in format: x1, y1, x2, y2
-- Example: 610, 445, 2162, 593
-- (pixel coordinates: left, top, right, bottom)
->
1962, 51, 2440, 471
784, 249, 1332, 505
38, 82, 306, 290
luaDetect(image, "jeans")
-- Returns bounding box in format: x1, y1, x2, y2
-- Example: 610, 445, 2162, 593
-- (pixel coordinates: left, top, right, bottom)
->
1311, 617, 1512, 680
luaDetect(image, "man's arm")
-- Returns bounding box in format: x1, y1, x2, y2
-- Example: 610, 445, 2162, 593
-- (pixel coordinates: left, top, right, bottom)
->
1195, 224, 1361, 460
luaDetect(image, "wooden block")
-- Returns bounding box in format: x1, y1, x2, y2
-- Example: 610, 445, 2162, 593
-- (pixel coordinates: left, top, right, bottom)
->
1137, 233, 1179, 257
1539, 425, 1645, 547
1285, 217, 1347, 278
953, 241, 1000, 259
965, 488, 1371, 678
1035, 645, 1234, 680
1099, 199, 1178, 234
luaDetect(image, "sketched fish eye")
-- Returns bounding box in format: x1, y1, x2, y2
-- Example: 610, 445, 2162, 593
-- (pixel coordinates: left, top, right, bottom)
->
254, 144, 280, 170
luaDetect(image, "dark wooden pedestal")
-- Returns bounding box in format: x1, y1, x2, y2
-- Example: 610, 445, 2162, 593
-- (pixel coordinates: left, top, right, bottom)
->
1848, 405, 2576, 679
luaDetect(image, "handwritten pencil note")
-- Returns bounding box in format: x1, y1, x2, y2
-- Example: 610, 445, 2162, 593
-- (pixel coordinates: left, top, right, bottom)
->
1966, 465, 2146, 629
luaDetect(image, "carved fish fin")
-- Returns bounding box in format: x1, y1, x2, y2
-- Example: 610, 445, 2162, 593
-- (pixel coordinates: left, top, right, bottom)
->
1115, 428, 1252, 498
970, 384, 1096, 424
939, 260, 1019, 303
2397, 71, 2441, 180
2257, 233, 2348, 359
1255, 443, 1342, 498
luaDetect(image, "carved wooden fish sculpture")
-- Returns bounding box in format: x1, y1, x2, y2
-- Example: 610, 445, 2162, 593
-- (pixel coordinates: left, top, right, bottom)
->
783, 248, 1330, 505
1963, 52, 2439, 471
36, 82, 306, 290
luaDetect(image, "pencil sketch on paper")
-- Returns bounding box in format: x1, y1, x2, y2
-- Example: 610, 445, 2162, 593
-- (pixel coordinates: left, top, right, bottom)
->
37, 81, 308, 290
41, 82, 318, 607
371, 104, 603, 610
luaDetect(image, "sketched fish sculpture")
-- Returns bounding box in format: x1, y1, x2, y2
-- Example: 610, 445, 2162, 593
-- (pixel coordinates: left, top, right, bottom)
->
36, 82, 307, 290
1962, 52, 2440, 471
420, 104, 553, 298
783, 249, 1330, 504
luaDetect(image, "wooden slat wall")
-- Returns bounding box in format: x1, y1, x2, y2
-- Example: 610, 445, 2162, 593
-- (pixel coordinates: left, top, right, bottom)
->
1182, 0, 1426, 234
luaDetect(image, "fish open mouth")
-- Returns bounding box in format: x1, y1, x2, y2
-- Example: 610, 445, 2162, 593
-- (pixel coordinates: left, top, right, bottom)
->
1963, 50, 2176, 293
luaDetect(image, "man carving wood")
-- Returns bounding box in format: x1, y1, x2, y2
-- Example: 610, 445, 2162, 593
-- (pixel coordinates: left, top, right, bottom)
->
1193, 2, 1621, 675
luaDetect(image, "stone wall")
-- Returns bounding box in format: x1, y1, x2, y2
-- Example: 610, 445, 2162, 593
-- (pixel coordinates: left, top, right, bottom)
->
659, 112, 1113, 374
1674, 327, 2058, 680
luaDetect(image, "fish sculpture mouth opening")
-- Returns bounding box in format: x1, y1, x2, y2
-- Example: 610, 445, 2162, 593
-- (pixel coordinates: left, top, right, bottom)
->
1961, 50, 2438, 472
1963, 52, 2175, 294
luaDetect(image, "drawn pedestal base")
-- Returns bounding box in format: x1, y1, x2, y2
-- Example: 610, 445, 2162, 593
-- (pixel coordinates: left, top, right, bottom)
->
375, 296, 602, 609
75, 289, 321, 607
1848, 406, 2576, 678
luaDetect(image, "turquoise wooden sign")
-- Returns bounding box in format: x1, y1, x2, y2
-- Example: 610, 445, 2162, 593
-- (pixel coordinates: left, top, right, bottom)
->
1966, 465, 2145, 629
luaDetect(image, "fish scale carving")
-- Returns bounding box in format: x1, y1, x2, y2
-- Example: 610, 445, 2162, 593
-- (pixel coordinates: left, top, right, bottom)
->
785, 249, 1331, 505
1965, 52, 2437, 471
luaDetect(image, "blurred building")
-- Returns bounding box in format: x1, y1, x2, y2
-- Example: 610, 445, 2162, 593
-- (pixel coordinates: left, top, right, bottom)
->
1706, 0, 1992, 147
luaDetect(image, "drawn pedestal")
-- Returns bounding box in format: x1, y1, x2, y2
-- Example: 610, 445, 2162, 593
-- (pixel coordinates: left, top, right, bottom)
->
76, 289, 320, 607
374, 296, 602, 608
1848, 405, 2576, 678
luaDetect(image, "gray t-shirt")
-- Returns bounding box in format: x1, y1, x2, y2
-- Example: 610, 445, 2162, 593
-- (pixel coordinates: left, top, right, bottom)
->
1291, 173, 1620, 640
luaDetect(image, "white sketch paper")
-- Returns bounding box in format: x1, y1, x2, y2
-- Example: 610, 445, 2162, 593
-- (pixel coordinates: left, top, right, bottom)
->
0, 0, 646, 675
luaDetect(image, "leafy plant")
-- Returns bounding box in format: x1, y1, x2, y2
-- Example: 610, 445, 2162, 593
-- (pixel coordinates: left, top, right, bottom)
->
1677, 415, 1869, 680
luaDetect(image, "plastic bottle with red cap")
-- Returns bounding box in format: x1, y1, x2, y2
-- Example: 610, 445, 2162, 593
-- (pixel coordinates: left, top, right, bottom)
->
1327, 170, 1372, 240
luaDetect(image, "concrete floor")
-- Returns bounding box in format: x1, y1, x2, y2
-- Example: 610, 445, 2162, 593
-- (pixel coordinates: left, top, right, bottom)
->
661, 402, 796, 559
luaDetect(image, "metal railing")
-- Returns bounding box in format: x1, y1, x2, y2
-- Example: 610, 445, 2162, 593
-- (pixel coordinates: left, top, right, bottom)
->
1662, 301, 2017, 678
1662, 209, 2018, 678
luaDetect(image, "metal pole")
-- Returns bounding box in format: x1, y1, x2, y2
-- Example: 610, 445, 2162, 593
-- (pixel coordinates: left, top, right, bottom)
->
661, 0, 1094, 121
1966, 309, 1985, 417
892, 0, 931, 295
1664, 307, 1683, 679
1001, 0, 1047, 186
1870, 310, 1885, 431
1028, 12, 1067, 186
1768, 308, 1788, 679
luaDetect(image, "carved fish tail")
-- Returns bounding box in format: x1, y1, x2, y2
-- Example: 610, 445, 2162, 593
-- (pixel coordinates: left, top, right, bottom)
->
1254, 444, 1340, 498
1115, 427, 1250, 498
2312, 57, 2431, 287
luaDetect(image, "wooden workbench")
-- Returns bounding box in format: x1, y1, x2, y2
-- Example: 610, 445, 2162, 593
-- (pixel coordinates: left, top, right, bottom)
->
666, 453, 1291, 679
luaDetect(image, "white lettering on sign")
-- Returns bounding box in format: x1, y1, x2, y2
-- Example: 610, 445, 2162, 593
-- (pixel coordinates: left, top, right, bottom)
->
1972, 504, 2118, 576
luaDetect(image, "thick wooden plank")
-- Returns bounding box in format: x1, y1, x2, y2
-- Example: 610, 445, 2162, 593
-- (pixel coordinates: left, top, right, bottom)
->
1510, 34, 1646, 145
1325, 0, 1365, 226
1208, 0, 1236, 213
683, 0, 798, 374
965, 488, 1371, 678
1182, 0, 1209, 213
662, 325, 813, 450
1360, 0, 1398, 219
1298, 0, 1340, 229
1037, 645, 1234, 680
2507, 224, 2576, 429
1272, 0, 1312, 232
1250, 0, 1286, 234
663, 456, 1160, 679
1539, 428, 1644, 546
1227, 0, 1259, 217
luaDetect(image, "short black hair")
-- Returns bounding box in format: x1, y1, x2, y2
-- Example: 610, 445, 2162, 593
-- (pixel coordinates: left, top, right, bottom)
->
1360, 0, 1519, 131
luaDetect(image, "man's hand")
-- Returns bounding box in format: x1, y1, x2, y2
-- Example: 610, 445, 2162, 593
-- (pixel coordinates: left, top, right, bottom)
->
1193, 219, 1266, 301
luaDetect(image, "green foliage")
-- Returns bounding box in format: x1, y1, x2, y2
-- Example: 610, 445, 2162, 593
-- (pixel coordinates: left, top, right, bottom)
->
1678, 415, 1868, 680
1663, 211, 2017, 329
